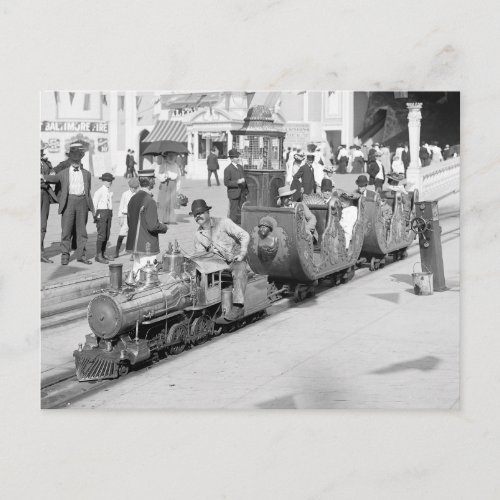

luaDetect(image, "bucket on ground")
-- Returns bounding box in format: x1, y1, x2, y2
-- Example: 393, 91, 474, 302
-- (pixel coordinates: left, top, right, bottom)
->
411, 262, 433, 296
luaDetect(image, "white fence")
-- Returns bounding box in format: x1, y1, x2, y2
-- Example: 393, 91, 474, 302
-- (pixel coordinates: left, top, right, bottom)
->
421, 157, 460, 200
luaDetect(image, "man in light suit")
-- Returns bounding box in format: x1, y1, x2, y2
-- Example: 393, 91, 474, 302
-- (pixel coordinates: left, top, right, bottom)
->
42, 142, 95, 265
224, 149, 248, 225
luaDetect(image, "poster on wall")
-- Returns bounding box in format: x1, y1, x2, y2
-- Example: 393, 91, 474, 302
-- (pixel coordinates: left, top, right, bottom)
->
97, 138, 108, 152
284, 124, 310, 150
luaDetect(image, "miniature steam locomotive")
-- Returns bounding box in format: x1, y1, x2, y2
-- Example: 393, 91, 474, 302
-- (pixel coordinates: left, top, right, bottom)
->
74, 242, 280, 382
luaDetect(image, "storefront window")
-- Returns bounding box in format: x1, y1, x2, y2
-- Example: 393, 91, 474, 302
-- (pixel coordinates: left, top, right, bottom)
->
198, 133, 207, 160
198, 132, 228, 159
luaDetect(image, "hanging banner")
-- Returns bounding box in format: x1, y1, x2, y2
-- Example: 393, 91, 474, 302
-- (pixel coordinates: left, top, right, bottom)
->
41, 121, 109, 133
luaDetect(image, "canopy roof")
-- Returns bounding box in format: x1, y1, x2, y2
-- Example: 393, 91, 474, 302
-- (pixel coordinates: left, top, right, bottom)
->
143, 120, 188, 143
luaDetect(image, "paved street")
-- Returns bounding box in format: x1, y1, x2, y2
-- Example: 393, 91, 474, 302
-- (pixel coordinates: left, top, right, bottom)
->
41, 184, 460, 409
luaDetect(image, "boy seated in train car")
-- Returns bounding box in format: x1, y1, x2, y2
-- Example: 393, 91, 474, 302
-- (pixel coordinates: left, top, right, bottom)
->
379, 193, 393, 236
276, 185, 317, 241
387, 174, 411, 225
339, 193, 359, 249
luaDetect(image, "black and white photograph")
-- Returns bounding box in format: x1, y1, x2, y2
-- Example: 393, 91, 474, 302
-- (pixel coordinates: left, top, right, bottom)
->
40, 91, 460, 409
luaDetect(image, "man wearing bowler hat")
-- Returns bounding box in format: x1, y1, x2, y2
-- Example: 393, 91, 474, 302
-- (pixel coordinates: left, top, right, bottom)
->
293, 153, 317, 195
93, 172, 116, 264
191, 199, 250, 321
224, 148, 248, 225
126, 169, 168, 275
42, 142, 95, 265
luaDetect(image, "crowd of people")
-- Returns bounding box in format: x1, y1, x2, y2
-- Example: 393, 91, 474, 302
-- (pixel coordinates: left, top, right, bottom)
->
40, 142, 184, 266
41, 139, 415, 321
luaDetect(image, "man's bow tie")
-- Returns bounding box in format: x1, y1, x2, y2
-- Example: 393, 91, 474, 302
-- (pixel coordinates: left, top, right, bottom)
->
73, 167, 80, 172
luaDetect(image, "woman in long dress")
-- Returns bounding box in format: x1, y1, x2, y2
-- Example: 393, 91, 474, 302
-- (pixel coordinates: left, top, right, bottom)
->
157, 152, 180, 224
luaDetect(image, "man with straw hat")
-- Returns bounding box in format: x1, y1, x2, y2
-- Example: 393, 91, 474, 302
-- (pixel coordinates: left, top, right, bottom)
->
277, 184, 317, 236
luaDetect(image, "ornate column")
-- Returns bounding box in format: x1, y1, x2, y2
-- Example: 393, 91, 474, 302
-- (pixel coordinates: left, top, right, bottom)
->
406, 102, 423, 193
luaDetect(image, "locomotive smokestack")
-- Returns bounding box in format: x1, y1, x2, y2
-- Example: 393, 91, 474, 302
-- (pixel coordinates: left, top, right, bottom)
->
109, 263, 123, 290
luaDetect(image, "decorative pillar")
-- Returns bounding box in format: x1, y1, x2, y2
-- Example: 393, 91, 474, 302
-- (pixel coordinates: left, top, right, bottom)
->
341, 91, 354, 147
227, 129, 232, 150
406, 102, 423, 194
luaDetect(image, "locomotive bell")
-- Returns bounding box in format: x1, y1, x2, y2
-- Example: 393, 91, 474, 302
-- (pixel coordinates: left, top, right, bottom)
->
139, 260, 160, 287
162, 240, 184, 275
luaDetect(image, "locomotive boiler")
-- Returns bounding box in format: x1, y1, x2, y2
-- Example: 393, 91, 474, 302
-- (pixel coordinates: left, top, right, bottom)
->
74, 242, 277, 382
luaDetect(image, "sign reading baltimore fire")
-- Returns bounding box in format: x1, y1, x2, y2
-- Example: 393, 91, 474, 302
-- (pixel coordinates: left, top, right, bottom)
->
41, 121, 109, 133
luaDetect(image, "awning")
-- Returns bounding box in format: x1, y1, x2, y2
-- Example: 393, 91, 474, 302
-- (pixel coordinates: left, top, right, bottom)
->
143, 120, 188, 143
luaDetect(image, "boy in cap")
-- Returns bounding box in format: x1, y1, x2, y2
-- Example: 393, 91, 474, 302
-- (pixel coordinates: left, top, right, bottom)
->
114, 177, 140, 258
93, 172, 115, 264
191, 198, 250, 321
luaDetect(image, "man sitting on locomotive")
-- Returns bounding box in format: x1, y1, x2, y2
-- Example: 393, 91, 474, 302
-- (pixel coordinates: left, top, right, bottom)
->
339, 193, 359, 249
191, 199, 250, 321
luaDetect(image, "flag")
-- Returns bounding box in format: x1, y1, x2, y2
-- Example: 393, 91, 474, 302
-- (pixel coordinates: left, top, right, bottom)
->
246, 92, 255, 108
54, 91, 60, 103
101, 94, 107, 106
69, 92, 75, 105
83, 94, 91, 111
119, 95, 125, 111
136, 95, 142, 110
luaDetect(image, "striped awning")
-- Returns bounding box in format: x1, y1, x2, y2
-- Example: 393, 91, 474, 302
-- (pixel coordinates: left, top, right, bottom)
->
143, 120, 188, 143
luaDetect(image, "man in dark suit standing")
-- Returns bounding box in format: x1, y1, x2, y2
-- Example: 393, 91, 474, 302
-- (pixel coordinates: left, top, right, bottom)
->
40, 141, 58, 263
401, 143, 410, 176
42, 142, 95, 265
224, 149, 248, 225
126, 169, 168, 275
206, 147, 220, 186
293, 153, 316, 195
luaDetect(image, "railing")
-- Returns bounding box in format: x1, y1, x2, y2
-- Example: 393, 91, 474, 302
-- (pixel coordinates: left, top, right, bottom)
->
421, 156, 460, 200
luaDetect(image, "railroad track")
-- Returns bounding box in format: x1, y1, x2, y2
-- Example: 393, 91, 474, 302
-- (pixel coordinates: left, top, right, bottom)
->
40, 226, 460, 409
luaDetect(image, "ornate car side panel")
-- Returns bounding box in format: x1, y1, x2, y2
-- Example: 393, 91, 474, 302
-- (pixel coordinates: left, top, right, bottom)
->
242, 196, 366, 283
361, 189, 418, 258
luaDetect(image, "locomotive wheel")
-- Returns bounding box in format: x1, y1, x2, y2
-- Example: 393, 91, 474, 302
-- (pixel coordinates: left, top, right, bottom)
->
118, 362, 129, 377
400, 248, 408, 260
379, 258, 386, 269
191, 315, 213, 344
341, 267, 355, 284
168, 344, 186, 355
369, 257, 376, 271
167, 323, 188, 347
151, 351, 160, 364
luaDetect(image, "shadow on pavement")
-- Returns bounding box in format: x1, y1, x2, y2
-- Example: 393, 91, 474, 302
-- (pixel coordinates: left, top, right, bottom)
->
371, 355, 441, 374
390, 274, 414, 286
368, 293, 401, 304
